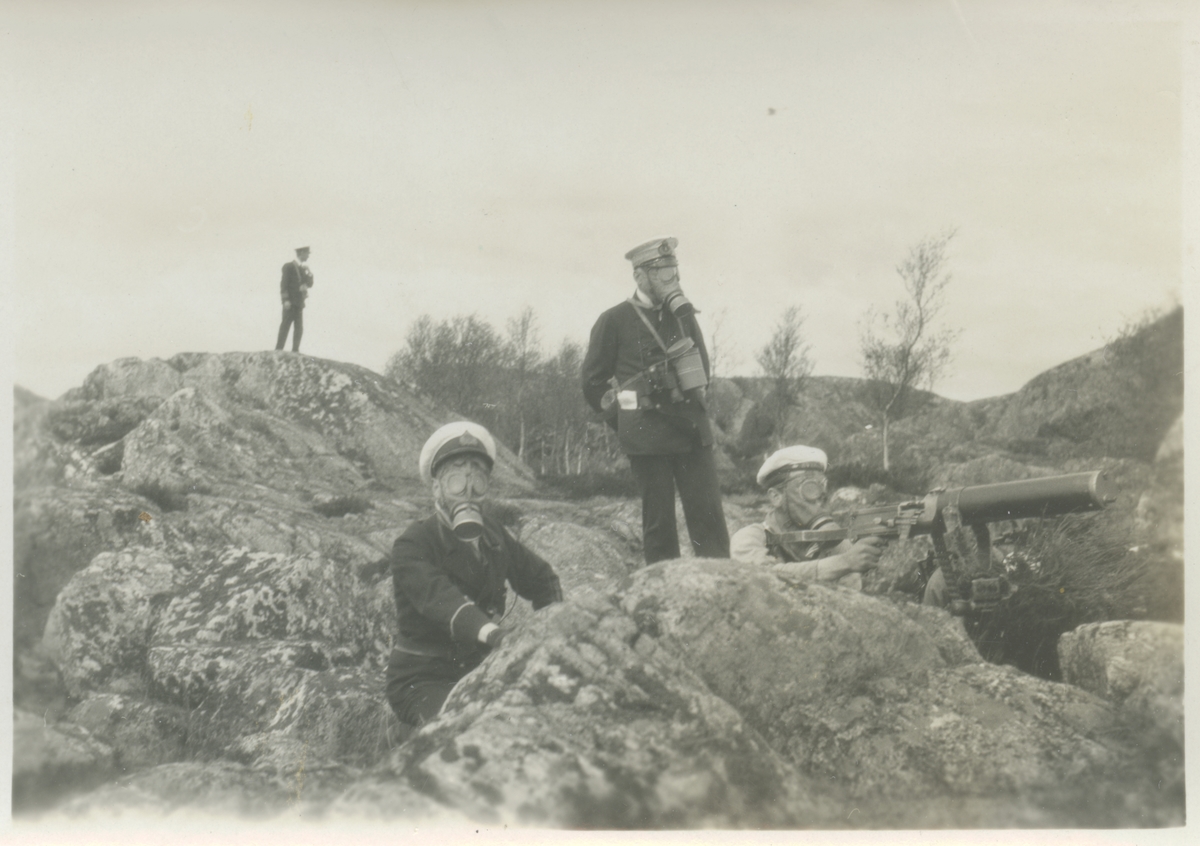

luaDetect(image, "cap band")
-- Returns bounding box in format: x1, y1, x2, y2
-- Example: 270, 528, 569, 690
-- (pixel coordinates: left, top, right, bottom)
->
763, 463, 824, 490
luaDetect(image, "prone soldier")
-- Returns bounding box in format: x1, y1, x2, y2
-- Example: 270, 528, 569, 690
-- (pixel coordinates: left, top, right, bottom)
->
730, 445, 883, 587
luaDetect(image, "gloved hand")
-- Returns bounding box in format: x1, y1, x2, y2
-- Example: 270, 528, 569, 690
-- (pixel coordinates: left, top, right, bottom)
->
484, 627, 505, 649
282, 299, 292, 312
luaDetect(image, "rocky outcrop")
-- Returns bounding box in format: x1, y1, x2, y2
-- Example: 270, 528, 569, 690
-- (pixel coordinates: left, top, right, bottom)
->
1058, 620, 1184, 806
347, 594, 840, 828
44, 545, 397, 772
15, 352, 1183, 827
616, 560, 1138, 821
1135, 415, 1183, 555
13, 709, 117, 812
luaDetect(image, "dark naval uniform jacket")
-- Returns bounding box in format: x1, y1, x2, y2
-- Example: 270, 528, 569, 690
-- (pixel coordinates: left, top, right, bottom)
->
390, 511, 562, 661
581, 299, 713, 455
280, 261, 313, 309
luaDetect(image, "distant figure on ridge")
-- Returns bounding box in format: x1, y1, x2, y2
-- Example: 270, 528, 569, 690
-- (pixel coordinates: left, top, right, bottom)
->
582, 237, 729, 564
730, 445, 883, 589
275, 245, 314, 352
386, 422, 563, 727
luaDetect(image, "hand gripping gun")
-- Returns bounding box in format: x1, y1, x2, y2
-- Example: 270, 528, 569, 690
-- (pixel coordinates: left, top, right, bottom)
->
766, 472, 1118, 615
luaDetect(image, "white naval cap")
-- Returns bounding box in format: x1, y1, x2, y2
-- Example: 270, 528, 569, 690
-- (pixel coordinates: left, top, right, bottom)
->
419, 421, 497, 483
756, 445, 828, 489
624, 237, 678, 268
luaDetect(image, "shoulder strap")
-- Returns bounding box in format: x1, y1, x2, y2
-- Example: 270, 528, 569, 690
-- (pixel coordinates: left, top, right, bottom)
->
626, 299, 672, 354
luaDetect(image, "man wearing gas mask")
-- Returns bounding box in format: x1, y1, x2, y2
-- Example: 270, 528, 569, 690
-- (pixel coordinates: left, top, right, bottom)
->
386, 421, 563, 727
730, 445, 883, 589
582, 237, 730, 564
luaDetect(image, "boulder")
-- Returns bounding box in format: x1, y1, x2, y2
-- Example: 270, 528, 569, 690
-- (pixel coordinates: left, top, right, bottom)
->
14, 486, 166, 650
66, 693, 189, 770
70, 356, 184, 401
51, 760, 362, 820
1058, 620, 1184, 796
351, 595, 840, 828
13, 709, 117, 814
43, 549, 183, 697
44, 545, 398, 771
615, 559, 1155, 825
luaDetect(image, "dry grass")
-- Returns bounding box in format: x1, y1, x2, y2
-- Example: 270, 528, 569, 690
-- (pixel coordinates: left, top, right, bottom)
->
967, 512, 1181, 679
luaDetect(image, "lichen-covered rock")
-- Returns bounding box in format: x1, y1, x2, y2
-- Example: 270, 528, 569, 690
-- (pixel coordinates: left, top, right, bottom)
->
358, 595, 840, 828
44, 544, 398, 770
50, 760, 362, 820
154, 548, 389, 654
66, 693, 189, 770
168, 352, 535, 492
42, 549, 183, 697
13, 486, 164, 649
13, 709, 117, 814
1058, 620, 1184, 800
69, 356, 185, 401
616, 559, 1151, 824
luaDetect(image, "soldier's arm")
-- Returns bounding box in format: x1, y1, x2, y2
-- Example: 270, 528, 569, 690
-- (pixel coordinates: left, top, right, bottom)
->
502, 530, 563, 610
581, 311, 619, 412
391, 529, 493, 644
800, 537, 884, 581
730, 524, 778, 567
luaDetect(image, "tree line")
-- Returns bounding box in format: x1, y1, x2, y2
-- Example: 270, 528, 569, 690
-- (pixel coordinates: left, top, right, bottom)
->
386, 231, 962, 479
384, 308, 623, 477
753, 230, 959, 469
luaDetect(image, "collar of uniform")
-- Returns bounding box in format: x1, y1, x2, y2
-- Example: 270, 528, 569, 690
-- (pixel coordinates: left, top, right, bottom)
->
630, 288, 661, 311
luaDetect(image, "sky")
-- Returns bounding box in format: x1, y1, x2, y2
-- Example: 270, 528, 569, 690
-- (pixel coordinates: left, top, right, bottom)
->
3, 0, 1192, 402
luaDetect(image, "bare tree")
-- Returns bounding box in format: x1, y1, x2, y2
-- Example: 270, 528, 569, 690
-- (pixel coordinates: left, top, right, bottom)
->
504, 306, 542, 459
755, 305, 814, 448
859, 230, 959, 471
385, 313, 505, 427
706, 306, 738, 381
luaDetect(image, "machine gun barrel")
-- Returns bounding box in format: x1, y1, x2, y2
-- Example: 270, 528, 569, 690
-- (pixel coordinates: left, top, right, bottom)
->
927, 471, 1117, 526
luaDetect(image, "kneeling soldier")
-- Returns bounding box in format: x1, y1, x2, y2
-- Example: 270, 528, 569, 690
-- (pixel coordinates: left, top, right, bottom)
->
386, 422, 563, 726
730, 445, 883, 588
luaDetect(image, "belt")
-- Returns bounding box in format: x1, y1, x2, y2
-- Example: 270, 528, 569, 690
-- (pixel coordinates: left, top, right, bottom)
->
392, 637, 467, 662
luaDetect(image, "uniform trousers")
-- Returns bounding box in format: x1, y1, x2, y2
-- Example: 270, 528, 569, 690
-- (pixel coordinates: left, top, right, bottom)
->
275, 305, 304, 352
385, 649, 484, 727
628, 447, 730, 564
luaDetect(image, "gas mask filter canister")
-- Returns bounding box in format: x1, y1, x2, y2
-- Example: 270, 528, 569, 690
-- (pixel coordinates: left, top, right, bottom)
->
449, 502, 485, 540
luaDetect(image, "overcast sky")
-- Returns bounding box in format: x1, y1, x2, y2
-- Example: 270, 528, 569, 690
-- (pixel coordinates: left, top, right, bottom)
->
5, 0, 1190, 402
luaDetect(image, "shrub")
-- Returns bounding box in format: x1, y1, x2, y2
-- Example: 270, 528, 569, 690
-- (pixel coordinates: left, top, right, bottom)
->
826, 460, 929, 497
132, 480, 189, 513
538, 470, 639, 500
313, 494, 373, 518
963, 511, 1181, 680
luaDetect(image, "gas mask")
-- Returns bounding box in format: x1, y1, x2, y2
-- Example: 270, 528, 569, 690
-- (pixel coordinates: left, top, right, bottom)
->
437, 461, 491, 540
780, 473, 828, 527
644, 264, 693, 316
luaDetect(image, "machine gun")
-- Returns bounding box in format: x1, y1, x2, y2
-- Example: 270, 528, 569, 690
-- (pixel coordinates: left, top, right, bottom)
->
766, 472, 1117, 615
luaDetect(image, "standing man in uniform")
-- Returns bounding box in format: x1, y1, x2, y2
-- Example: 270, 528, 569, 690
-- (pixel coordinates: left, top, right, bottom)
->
275, 245, 314, 352
582, 237, 730, 564
730, 445, 883, 588
386, 421, 563, 727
